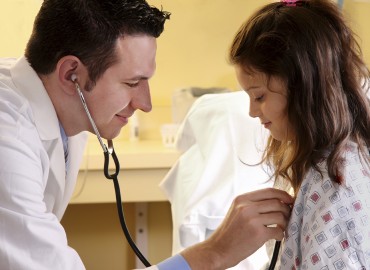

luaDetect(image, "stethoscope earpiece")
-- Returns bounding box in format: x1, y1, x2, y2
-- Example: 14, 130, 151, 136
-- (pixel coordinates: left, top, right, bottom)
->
71, 74, 77, 82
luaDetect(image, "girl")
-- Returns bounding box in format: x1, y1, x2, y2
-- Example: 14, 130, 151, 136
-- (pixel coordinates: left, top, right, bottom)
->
229, 0, 370, 269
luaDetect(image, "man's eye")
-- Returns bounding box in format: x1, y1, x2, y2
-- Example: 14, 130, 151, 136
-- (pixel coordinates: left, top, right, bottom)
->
126, 81, 139, 87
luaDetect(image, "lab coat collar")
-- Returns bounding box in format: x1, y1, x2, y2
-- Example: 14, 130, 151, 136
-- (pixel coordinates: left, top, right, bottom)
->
10, 56, 60, 141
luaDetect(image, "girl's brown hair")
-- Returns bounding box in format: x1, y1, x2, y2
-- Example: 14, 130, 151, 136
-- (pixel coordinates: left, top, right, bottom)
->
229, 0, 370, 194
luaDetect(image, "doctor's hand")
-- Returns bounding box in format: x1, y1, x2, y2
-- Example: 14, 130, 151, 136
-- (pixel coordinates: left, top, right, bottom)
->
180, 187, 294, 270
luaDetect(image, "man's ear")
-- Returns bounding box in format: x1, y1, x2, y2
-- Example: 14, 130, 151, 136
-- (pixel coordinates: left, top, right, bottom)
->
56, 56, 85, 95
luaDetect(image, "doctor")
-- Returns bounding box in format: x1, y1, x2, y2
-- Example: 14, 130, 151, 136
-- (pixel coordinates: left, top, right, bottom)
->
0, 0, 293, 269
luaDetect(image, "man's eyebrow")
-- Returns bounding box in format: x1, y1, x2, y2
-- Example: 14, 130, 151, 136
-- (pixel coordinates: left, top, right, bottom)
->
125, 75, 150, 81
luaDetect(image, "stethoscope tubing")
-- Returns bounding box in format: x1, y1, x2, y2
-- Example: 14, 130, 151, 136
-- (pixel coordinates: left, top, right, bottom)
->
105, 147, 151, 267
73, 79, 151, 266
73, 79, 107, 153
269, 241, 281, 270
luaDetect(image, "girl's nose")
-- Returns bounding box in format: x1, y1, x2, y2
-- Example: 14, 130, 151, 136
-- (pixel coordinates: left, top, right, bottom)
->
249, 101, 260, 118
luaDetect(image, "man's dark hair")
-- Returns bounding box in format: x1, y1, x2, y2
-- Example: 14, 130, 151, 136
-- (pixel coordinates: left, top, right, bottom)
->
25, 0, 170, 84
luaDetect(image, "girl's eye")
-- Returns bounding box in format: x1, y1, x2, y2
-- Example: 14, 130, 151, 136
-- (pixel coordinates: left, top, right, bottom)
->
255, 95, 264, 101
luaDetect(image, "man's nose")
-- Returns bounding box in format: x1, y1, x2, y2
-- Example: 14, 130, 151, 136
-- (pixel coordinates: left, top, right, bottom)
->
131, 81, 152, 113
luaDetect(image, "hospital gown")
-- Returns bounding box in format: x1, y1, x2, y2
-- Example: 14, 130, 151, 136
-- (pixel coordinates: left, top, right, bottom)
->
279, 142, 370, 270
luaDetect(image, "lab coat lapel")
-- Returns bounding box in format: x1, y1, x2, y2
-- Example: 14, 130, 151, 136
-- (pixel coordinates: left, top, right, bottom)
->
59, 133, 88, 217
9, 57, 75, 218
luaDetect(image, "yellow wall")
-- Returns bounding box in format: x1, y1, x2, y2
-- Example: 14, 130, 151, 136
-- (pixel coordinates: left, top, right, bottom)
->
1, 0, 369, 139
147, 0, 271, 105
1, 1, 369, 106
344, 0, 370, 67
0, 0, 271, 105
0, 0, 41, 57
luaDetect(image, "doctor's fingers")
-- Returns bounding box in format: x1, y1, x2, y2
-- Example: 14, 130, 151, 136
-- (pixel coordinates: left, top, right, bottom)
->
236, 188, 294, 205
233, 197, 292, 219
254, 198, 292, 219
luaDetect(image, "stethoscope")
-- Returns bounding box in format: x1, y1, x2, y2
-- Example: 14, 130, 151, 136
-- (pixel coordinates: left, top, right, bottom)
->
71, 74, 281, 269
71, 74, 151, 267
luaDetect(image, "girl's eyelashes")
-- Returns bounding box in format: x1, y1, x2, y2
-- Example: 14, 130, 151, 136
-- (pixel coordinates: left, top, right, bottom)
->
255, 95, 264, 101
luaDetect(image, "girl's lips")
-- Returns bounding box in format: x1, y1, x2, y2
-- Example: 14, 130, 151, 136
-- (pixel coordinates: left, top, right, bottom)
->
263, 122, 272, 129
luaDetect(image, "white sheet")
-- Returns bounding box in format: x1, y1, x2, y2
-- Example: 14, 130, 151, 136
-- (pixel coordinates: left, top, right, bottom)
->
160, 91, 273, 269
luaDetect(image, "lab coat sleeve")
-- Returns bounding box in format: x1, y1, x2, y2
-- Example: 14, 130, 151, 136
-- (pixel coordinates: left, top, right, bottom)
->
142, 266, 159, 270
0, 91, 85, 269
156, 254, 191, 270
134, 254, 190, 270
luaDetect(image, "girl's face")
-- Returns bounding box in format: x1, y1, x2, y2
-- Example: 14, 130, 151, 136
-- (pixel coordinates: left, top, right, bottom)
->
235, 66, 293, 141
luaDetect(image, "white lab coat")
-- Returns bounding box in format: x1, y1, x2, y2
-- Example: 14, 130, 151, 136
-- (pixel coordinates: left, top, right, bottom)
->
0, 57, 87, 269
160, 91, 273, 269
